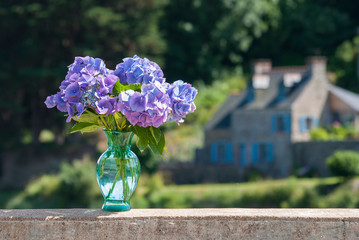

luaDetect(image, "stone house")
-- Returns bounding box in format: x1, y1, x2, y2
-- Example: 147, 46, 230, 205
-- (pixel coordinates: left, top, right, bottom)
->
196, 57, 359, 179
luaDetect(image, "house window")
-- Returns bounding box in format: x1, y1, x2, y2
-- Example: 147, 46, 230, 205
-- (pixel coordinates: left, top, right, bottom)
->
235, 144, 246, 166
277, 116, 285, 132
344, 114, 355, 125
253, 74, 270, 89
299, 116, 319, 133
218, 144, 226, 162
284, 73, 301, 87
271, 114, 291, 133
210, 142, 233, 164
331, 113, 354, 126
306, 117, 313, 129
252, 143, 274, 163
258, 144, 268, 163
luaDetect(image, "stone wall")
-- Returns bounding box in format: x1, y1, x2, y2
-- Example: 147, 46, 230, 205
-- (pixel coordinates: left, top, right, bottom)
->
293, 140, 359, 176
1, 209, 359, 240
159, 162, 244, 184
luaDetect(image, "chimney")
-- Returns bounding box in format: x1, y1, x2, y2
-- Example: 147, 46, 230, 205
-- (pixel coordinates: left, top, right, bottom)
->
306, 56, 327, 77
251, 59, 272, 74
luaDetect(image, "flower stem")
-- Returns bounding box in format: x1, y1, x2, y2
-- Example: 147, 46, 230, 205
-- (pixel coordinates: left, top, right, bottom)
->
100, 115, 111, 130
114, 115, 121, 130
121, 163, 128, 200
105, 158, 122, 201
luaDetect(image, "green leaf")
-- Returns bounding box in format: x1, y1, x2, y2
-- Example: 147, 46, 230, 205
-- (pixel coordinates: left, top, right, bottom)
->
137, 135, 149, 152
149, 126, 162, 143
157, 130, 166, 154
70, 122, 102, 134
112, 81, 141, 96
131, 125, 166, 156
132, 125, 150, 152
149, 129, 166, 155
72, 112, 100, 123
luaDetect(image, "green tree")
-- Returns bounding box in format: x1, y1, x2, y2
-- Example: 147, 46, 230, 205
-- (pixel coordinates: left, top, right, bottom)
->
161, 0, 280, 84
247, 0, 353, 65
0, 0, 166, 149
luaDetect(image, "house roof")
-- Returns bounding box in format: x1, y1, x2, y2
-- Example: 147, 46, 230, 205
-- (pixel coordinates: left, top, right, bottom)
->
205, 92, 246, 131
242, 68, 308, 110
273, 72, 312, 109
206, 58, 359, 131
205, 66, 309, 130
329, 85, 359, 112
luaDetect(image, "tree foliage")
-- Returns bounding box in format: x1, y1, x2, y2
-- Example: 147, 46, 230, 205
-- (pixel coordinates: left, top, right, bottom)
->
0, 0, 166, 149
1, 0, 359, 150
160, 0, 281, 83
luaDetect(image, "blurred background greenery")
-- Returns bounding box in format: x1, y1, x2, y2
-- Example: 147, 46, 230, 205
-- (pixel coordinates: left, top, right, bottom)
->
1, 0, 359, 209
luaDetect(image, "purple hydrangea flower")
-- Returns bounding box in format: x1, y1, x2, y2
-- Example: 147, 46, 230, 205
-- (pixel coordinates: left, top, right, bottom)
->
44, 95, 56, 108
45, 92, 68, 112
98, 74, 118, 96
45, 56, 118, 121
166, 80, 197, 124
80, 83, 100, 108
114, 55, 165, 85
96, 96, 118, 115
65, 82, 82, 103
45, 55, 198, 128
118, 82, 170, 127
45, 92, 73, 122
68, 56, 108, 76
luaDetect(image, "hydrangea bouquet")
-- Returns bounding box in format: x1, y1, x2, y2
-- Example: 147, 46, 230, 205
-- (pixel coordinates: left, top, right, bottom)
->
45, 55, 197, 155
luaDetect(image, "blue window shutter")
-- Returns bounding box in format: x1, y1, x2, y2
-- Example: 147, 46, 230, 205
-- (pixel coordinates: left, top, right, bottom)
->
285, 114, 291, 132
313, 117, 319, 128
252, 144, 258, 163
210, 143, 217, 163
271, 115, 277, 133
267, 144, 274, 163
240, 144, 245, 166
299, 117, 306, 133
225, 143, 233, 163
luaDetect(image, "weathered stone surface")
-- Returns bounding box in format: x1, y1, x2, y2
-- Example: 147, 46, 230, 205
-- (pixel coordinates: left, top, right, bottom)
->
0, 209, 358, 240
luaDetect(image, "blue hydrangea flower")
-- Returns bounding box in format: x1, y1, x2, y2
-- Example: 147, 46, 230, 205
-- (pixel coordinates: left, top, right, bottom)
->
96, 96, 118, 115
166, 80, 197, 124
98, 74, 118, 96
114, 55, 165, 85
45, 92, 68, 113
65, 82, 82, 104
68, 56, 108, 76
45, 56, 117, 121
118, 82, 170, 127
45, 55, 198, 127
80, 83, 100, 108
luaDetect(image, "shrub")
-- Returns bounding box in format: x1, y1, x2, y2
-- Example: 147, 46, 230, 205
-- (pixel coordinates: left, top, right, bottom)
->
7, 158, 102, 209
310, 125, 359, 141
326, 150, 359, 178
310, 128, 329, 140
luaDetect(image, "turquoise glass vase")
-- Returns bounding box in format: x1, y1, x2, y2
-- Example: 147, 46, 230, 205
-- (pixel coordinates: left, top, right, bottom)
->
96, 130, 141, 211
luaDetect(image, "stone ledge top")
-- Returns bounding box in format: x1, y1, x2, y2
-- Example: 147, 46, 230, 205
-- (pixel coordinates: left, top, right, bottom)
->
1, 208, 359, 222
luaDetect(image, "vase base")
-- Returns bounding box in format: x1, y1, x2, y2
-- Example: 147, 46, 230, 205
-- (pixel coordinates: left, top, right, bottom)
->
102, 200, 131, 212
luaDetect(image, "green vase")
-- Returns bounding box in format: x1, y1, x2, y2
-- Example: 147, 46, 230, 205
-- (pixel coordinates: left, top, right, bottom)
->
96, 130, 141, 211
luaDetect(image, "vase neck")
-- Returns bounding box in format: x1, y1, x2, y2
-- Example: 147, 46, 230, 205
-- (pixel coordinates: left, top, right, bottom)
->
104, 131, 134, 151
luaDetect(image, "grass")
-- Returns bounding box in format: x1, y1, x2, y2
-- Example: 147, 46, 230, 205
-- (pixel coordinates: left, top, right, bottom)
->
133, 176, 352, 208
3, 172, 358, 209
